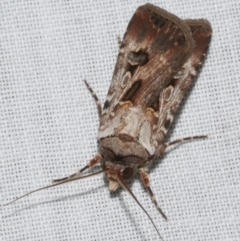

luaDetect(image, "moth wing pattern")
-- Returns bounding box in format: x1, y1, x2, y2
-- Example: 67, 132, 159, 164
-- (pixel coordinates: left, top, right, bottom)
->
101, 4, 195, 124
156, 19, 212, 149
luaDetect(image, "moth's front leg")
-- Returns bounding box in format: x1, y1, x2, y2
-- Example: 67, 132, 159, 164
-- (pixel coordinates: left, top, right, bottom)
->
139, 168, 168, 221
83, 79, 102, 118
52, 154, 102, 184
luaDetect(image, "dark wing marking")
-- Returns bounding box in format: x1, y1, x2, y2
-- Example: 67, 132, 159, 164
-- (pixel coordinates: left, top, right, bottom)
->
101, 4, 194, 123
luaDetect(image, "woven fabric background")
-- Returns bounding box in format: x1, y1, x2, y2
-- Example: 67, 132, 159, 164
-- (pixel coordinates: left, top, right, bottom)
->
2, 1, 239, 241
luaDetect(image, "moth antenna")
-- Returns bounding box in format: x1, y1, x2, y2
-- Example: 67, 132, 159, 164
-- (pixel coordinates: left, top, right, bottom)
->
164, 135, 208, 148
4, 170, 104, 206
116, 171, 164, 241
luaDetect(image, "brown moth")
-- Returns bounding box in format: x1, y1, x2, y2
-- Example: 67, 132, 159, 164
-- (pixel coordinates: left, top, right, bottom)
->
4, 3, 212, 240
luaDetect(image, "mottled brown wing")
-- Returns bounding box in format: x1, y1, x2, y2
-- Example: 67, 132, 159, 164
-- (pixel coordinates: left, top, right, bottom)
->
101, 4, 194, 122
156, 19, 212, 143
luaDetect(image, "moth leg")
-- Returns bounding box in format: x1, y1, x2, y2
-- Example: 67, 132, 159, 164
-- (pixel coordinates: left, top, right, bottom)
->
139, 168, 168, 221
83, 79, 102, 118
158, 135, 208, 155
52, 154, 102, 184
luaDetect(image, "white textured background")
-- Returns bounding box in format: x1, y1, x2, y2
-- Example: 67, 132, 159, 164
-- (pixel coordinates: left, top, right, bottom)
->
2, 1, 239, 241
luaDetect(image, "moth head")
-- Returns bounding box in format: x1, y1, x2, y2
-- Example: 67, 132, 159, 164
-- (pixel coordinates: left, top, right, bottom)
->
102, 158, 135, 191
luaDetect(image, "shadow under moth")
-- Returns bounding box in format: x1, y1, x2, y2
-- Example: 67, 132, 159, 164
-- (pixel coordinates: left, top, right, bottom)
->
4, 3, 212, 240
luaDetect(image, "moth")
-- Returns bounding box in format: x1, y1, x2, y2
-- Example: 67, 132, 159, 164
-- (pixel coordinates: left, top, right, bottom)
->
4, 3, 212, 240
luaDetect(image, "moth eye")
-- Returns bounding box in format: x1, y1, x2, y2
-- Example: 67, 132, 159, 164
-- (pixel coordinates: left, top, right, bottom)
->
122, 167, 134, 179
128, 51, 148, 66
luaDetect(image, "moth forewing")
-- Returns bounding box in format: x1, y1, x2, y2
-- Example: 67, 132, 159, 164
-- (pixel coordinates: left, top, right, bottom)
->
4, 3, 212, 240
155, 19, 212, 152
101, 4, 195, 124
